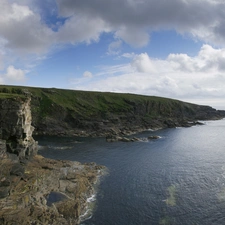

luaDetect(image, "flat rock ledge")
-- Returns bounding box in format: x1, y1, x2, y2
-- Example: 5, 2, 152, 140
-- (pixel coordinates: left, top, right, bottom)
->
106, 135, 161, 142
0, 155, 105, 225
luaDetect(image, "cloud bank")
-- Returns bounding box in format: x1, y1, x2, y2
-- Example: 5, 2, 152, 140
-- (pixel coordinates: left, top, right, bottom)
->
1, 0, 225, 56
56, 0, 225, 47
72, 45, 225, 108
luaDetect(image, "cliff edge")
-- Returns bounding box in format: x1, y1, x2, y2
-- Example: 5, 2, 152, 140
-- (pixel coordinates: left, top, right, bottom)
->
0, 96, 105, 225
0, 86, 224, 137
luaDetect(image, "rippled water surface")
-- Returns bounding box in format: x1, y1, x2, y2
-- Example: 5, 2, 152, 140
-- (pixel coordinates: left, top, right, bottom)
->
37, 119, 225, 225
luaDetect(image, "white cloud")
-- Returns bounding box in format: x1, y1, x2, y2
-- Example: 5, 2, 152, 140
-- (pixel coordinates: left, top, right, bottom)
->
167, 44, 225, 73
0, 0, 54, 54
131, 53, 157, 73
1, 0, 225, 59
0, 65, 27, 84
4, 65, 26, 81
83, 71, 93, 78
55, 0, 225, 47
107, 40, 122, 55
71, 45, 225, 108
1, 0, 225, 76
115, 27, 149, 47
56, 15, 110, 44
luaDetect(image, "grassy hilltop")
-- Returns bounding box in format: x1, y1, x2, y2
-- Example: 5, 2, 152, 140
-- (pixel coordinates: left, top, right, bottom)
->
0, 85, 223, 136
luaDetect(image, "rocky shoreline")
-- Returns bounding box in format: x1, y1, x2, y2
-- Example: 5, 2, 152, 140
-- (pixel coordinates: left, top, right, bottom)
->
33, 118, 208, 138
0, 97, 105, 225
0, 155, 105, 225
0, 88, 225, 224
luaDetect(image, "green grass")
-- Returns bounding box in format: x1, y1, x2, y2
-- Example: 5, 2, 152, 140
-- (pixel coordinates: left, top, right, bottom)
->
0, 92, 26, 99
0, 85, 201, 120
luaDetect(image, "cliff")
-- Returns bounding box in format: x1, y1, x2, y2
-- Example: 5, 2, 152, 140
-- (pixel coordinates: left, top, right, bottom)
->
0, 96, 37, 160
0, 96, 105, 224
0, 85, 224, 137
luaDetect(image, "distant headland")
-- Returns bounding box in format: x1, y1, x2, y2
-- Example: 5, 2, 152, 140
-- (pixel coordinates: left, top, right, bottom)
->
0, 85, 224, 137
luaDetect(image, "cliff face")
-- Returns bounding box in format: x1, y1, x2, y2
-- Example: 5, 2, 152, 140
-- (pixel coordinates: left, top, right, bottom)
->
0, 96, 105, 225
30, 90, 225, 137
29, 89, 225, 137
0, 97, 37, 159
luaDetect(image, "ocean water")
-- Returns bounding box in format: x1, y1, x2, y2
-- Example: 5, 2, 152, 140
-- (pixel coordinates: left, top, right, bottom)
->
37, 119, 225, 225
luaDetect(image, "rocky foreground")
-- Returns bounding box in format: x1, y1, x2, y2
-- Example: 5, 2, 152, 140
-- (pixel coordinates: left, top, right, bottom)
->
0, 96, 105, 225
0, 154, 104, 225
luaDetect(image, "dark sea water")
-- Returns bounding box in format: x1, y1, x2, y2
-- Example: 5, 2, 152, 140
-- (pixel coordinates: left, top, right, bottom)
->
37, 119, 225, 225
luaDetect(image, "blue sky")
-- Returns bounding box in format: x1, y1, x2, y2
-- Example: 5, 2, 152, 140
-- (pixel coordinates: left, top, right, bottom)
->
1, 0, 225, 109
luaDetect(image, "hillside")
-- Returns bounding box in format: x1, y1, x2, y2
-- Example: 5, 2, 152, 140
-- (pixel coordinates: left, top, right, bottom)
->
0, 85, 224, 137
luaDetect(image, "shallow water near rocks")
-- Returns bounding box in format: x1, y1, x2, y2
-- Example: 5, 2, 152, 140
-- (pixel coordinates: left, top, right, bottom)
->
46, 192, 69, 206
37, 119, 225, 225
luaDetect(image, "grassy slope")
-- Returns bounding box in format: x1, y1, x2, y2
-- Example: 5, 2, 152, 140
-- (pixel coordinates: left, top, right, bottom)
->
0, 85, 220, 136
0, 85, 198, 117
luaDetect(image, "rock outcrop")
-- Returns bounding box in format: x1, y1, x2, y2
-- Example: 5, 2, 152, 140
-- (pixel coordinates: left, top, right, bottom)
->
106, 135, 161, 142
0, 97, 37, 160
0, 155, 105, 225
0, 96, 105, 225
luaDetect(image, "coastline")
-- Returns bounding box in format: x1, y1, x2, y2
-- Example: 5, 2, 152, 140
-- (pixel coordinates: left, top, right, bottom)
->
0, 87, 225, 224
0, 96, 106, 225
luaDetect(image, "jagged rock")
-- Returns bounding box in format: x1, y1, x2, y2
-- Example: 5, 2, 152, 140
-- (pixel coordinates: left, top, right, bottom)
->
0, 97, 37, 160
0, 179, 10, 187
164, 119, 177, 128
106, 135, 142, 142
148, 136, 160, 140
10, 163, 25, 176
192, 121, 204, 126
0, 187, 9, 199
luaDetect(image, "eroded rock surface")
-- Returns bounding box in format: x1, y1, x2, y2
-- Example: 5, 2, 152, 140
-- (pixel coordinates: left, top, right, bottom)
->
0, 97, 105, 224
0, 155, 105, 225
0, 97, 37, 160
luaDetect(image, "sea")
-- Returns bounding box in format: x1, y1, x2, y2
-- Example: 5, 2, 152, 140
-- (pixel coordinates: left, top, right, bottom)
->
37, 119, 225, 225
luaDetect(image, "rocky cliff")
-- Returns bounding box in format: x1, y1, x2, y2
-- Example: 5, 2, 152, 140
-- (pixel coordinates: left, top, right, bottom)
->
0, 86, 224, 137
0, 96, 105, 225
0, 96, 37, 160
29, 89, 225, 137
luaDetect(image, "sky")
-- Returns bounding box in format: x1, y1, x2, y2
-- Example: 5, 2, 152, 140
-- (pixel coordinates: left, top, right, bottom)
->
1, 0, 225, 109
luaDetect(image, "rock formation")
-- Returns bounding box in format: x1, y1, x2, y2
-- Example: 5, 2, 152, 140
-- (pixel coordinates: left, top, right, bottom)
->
0, 96, 105, 225
0, 97, 37, 160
